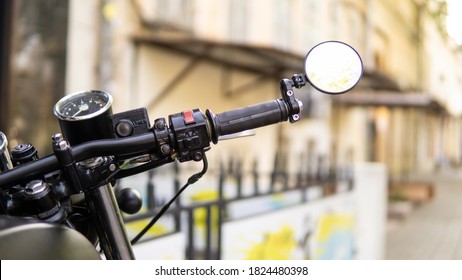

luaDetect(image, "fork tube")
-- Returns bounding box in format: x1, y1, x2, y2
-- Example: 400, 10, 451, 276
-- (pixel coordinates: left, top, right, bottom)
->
85, 183, 135, 260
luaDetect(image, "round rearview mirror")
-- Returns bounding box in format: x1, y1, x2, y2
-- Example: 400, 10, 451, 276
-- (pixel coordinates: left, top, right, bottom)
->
304, 41, 363, 94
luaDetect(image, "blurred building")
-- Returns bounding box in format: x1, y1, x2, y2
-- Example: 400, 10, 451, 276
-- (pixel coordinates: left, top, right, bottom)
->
2, 0, 462, 179
65, 0, 462, 179
0, 0, 461, 261
333, 0, 462, 179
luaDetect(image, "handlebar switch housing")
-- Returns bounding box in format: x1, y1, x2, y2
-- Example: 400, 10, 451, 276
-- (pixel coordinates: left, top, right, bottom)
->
169, 109, 210, 162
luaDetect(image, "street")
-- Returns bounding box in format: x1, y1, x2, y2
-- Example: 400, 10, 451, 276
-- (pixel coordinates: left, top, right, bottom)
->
386, 170, 462, 259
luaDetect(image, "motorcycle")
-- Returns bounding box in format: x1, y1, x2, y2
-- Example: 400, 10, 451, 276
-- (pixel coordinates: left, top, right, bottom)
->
0, 41, 362, 260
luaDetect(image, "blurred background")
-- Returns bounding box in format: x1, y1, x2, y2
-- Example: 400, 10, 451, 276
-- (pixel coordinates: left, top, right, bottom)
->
1, 0, 462, 260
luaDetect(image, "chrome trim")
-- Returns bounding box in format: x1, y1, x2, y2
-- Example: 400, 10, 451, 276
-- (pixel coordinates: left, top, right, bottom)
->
53, 90, 113, 121
0, 132, 13, 172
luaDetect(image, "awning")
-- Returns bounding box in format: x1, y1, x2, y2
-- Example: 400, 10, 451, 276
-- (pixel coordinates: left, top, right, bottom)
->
130, 34, 449, 115
333, 91, 447, 113
131, 34, 305, 76
359, 70, 401, 91
131, 34, 308, 108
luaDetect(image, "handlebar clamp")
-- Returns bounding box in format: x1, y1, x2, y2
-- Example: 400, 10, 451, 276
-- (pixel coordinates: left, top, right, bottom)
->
280, 77, 304, 123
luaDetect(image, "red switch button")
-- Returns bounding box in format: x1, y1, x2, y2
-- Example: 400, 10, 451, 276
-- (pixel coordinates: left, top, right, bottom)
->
183, 110, 195, 124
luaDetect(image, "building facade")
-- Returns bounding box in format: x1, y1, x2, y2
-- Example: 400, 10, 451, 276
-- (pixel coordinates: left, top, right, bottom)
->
4, 0, 458, 178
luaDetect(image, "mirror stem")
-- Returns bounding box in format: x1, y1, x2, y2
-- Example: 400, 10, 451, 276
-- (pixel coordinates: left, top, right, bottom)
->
292, 74, 308, 89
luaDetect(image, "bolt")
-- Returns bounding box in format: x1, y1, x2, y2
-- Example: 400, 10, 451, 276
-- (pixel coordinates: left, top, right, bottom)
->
193, 151, 203, 161
109, 164, 117, 172
286, 90, 294, 97
154, 118, 166, 131
293, 114, 300, 121
25, 180, 47, 195
52, 133, 70, 151
160, 144, 172, 155
60, 140, 70, 150
52, 133, 63, 143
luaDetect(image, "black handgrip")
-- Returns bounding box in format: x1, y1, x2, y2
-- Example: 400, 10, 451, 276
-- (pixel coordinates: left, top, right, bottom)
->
206, 99, 289, 144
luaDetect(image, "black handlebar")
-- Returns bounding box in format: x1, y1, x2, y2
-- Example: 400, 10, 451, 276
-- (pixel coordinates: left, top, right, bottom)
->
0, 134, 157, 188
206, 99, 289, 144
0, 96, 299, 189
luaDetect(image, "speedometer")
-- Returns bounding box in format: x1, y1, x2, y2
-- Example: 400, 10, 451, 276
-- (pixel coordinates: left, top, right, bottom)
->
53, 90, 114, 145
54, 90, 112, 121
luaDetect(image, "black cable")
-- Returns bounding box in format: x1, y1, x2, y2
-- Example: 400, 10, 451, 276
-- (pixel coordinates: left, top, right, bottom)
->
130, 154, 208, 245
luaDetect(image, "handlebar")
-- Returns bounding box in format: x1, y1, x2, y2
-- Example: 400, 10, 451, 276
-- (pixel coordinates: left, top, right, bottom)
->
0, 134, 157, 188
0, 95, 301, 189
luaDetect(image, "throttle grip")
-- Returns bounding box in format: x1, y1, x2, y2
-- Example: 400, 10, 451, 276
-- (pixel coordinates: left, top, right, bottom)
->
206, 99, 290, 144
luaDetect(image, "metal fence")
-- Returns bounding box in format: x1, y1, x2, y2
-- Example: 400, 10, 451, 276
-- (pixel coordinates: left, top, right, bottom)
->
123, 152, 354, 260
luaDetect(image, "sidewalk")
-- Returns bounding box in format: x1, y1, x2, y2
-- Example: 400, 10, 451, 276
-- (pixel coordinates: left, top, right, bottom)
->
385, 171, 462, 259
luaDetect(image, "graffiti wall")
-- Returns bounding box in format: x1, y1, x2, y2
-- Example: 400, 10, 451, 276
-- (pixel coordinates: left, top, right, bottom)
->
222, 192, 356, 260
222, 162, 386, 260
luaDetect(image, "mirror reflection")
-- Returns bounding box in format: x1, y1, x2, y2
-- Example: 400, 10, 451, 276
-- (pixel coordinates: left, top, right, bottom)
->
304, 41, 363, 94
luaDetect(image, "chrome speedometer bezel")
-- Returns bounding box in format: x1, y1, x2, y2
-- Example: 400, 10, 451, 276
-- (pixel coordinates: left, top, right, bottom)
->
53, 90, 113, 121
53, 90, 114, 146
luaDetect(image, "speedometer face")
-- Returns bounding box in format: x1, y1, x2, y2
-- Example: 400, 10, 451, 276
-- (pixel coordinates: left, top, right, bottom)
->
54, 90, 112, 121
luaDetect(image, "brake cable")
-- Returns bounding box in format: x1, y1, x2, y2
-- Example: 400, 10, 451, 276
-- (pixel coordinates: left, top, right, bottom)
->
130, 154, 208, 245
